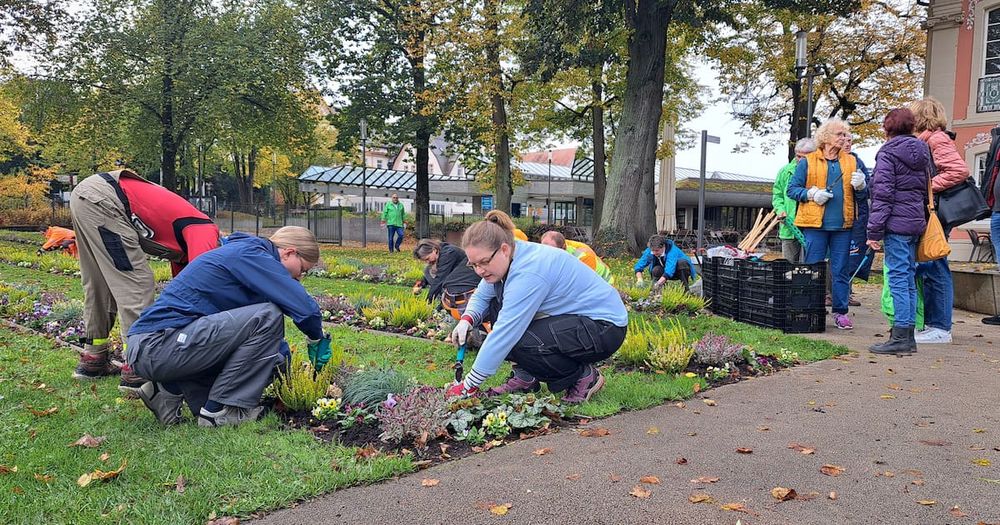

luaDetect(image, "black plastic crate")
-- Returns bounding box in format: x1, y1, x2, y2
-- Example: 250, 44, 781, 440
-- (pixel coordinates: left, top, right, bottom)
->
784, 309, 826, 333
700, 257, 718, 305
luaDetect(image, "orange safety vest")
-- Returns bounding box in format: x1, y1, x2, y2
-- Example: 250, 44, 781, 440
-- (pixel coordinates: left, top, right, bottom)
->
41, 226, 78, 258
793, 150, 857, 229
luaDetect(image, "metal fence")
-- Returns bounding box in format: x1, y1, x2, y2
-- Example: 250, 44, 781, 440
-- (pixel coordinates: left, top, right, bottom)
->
215, 203, 343, 244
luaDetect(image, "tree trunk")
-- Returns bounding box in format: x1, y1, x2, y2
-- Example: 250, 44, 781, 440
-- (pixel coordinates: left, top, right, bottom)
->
412, 39, 431, 238
594, 0, 672, 257
591, 74, 607, 233
486, 0, 512, 213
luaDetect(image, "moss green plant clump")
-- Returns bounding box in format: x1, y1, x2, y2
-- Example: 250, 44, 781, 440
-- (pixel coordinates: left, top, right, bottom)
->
342, 368, 416, 407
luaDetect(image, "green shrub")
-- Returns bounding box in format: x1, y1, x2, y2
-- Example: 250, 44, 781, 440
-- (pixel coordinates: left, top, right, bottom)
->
659, 283, 706, 313
274, 348, 338, 412
619, 283, 651, 302
402, 266, 425, 282
645, 319, 694, 373
615, 318, 654, 367
388, 297, 434, 328
342, 368, 416, 407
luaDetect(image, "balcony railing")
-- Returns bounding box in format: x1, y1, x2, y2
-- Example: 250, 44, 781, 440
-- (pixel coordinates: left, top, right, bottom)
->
978, 76, 1000, 113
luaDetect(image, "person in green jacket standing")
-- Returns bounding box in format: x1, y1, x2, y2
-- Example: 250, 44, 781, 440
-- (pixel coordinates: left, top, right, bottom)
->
380, 193, 406, 252
771, 137, 816, 261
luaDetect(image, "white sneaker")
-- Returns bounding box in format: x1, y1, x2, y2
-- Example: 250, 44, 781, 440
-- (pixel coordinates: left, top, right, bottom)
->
914, 327, 952, 344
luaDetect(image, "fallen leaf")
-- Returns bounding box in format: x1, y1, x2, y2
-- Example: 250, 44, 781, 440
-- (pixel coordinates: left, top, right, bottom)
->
608, 473, 622, 483
175, 475, 186, 494
675, 457, 688, 465
972, 458, 992, 467
489, 503, 512, 516
950, 506, 968, 517
692, 383, 701, 393
355, 446, 379, 460
820, 464, 845, 477
690, 476, 720, 484
580, 428, 610, 438
421, 478, 439, 487
77, 460, 127, 487
27, 406, 58, 417
646, 426, 659, 435
639, 476, 660, 485
689, 493, 713, 504
880, 471, 896, 478
34, 473, 54, 483
533, 448, 552, 456
788, 443, 816, 455
68, 434, 107, 448
880, 394, 896, 400
0, 465, 17, 474
736, 447, 753, 454
99, 453, 110, 462
917, 500, 936, 506
828, 491, 838, 500
721, 502, 751, 514
205, 518, 240, 525
629, 485, 651, 498
887, 383, 901, 390
911, 479, 926, 486
757, 426, 770, 432
771, 487, 797, 501
919, 440, 951, 447
12, 486, 23, 494
565, 473, 581, 481
974, 428, 987, 434
703, 399, 717, 406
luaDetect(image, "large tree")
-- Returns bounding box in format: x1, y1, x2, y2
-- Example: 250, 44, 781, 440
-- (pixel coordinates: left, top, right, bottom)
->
306, 0, 448, 237
707, 0, 922, 156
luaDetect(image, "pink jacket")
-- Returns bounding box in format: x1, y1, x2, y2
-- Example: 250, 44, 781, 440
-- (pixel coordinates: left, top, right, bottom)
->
918, 129, 969, 193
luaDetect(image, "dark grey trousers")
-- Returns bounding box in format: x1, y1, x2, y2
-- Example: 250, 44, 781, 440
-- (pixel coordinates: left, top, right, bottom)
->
126, 303, 287, 414
507, 315, 627, 392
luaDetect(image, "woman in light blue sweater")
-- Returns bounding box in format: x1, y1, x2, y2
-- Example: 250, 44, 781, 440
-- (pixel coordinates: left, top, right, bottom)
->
446, 212, 628, 403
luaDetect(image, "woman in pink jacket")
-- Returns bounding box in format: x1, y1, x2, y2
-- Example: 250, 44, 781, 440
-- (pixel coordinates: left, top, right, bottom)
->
910, 97, 969, 345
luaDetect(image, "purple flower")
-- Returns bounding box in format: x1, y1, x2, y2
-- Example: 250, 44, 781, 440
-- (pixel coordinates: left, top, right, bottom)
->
383, 393, 397, 409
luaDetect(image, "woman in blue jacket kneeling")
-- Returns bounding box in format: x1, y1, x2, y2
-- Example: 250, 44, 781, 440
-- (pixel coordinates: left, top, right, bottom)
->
633, 235, 696, 291
126, 226, 330, 427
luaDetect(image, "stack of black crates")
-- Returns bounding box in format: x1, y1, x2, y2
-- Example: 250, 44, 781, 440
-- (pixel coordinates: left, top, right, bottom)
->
701, 257, 826, 333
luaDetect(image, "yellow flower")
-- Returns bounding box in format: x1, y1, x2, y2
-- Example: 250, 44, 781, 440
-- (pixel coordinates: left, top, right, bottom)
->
684, 372, 697, 378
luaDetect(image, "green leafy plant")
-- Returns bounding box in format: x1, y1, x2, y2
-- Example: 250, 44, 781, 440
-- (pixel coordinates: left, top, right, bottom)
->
274, 349, 337, 412
388, 297, 434, 328
461, 425, 487, 445
615, 318, 655, 367
482, 410, 511, 438
312, 397, 342, 420
375, 386, 449, 444
775, 349, 800, 366
342, 368, 415, 407
659, 283, 706, 313
619, 283, 651, 302
645, 319, 694, 373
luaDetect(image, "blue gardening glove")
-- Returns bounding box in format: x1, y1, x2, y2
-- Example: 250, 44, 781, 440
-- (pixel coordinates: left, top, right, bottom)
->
307, 334, 332, 371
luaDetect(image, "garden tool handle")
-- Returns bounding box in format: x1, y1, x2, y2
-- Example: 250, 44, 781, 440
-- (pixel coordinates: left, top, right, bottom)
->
454, 344, 467, 383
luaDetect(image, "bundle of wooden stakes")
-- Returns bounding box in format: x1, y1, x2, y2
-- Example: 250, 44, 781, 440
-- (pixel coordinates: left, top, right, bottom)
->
738, 208, 782, 253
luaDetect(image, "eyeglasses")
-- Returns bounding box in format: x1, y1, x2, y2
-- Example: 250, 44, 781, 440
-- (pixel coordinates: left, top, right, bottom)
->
467, 246, 500, 270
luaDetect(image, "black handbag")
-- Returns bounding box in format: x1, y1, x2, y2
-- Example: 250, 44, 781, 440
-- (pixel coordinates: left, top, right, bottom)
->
935, 177, 991, 229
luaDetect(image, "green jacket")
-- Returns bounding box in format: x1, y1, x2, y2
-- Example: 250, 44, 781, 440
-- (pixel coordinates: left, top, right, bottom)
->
381, 201, 405, 227
772, 160, 799, 240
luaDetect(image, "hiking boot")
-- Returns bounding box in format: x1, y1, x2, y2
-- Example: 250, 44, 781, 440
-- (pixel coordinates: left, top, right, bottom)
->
833, 313, 853, 330
137, 382, 185, 425
914, 327, 952, 344
197, 405, 266, 427
983, 315, 1000, 326
486, 373, 540, 396
869, 326, 916, 355
118, 364, 148, 398
561, 366, 605, 404
848, 295, 861, 307
71, 350, 121, 380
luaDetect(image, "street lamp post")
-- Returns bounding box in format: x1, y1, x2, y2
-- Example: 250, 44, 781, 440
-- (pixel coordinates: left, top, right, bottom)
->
795, 30, 821, 139
546, 150, 552, 224
697, 130, 721, 253
360, 118, 368, 248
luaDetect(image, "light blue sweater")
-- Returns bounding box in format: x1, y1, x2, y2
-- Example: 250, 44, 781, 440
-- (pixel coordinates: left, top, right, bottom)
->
462, 241, 627, 388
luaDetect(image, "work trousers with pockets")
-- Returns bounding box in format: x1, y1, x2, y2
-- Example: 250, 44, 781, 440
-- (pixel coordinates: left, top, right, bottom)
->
505, 314, 626, 393
126, 303, 288, 416
70, 174, 154, 355
650, 260, 693, 290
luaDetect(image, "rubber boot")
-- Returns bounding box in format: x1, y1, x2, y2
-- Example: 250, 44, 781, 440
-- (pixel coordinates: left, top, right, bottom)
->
869, 326, 916, 355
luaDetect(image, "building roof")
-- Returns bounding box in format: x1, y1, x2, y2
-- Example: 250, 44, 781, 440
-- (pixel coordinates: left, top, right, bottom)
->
299, 165, 473, 192
520, 147, 577, 167
674, 167, 774, 183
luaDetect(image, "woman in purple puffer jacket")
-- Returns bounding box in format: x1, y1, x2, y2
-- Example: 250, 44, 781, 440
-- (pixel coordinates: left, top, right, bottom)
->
866, 108, 930, 355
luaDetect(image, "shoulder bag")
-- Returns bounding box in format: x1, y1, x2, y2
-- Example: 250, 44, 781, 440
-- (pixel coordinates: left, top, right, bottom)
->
917, 149, 952, 262
935, 177, 991, 229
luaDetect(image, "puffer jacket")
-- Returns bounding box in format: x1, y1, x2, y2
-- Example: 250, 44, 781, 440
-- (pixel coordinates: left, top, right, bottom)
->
918, 129, 969, 193
867, 135, 930, 241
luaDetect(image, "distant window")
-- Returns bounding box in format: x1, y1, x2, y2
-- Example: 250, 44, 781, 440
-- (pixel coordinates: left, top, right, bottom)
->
377, 159, 384, 169
987, 9, 1000, 76
976, 152, 989, 188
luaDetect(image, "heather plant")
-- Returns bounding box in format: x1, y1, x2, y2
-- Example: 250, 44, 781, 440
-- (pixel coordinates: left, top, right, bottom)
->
359, 265, 388, 282
388, 297, 434, 328
273, 348, 338, 411
314, 294, 355, 315
659, 283, 707, 313
375, 386, 449, 444
645, 319, 694, 373
693, 333, 745, 366
341, 368, 415, 407
615, 318, 654, 367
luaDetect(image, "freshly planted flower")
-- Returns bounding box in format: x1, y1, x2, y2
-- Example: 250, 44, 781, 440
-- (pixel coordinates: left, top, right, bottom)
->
312, 397, 342, 420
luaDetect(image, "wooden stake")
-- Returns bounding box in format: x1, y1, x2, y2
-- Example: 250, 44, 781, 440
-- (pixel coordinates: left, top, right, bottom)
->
739, 209, 774, 251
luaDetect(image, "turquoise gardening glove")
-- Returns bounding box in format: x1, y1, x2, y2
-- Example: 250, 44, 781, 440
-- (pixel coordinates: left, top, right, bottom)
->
307, 335, 332, 371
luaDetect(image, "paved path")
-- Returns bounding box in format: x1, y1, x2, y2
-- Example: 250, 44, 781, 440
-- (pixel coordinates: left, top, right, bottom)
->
256, 284, 1000, 524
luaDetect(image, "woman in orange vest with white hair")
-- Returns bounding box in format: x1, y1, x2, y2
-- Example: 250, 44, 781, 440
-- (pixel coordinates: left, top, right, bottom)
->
787, 118, 869, 331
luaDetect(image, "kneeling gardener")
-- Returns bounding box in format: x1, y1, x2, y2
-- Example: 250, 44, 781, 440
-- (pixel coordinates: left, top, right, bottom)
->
447, 211, 627, 403
126, 226, 332, 427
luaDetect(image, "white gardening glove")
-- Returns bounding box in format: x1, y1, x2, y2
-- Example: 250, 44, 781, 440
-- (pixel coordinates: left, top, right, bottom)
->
810, 188, 834, 205
451, 318, 473, 346
806, 186, 820, 202
851, 171, 866, 190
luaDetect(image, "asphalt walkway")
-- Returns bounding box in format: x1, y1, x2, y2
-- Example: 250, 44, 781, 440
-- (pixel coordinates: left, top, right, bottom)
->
256, 284, 1000, 524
